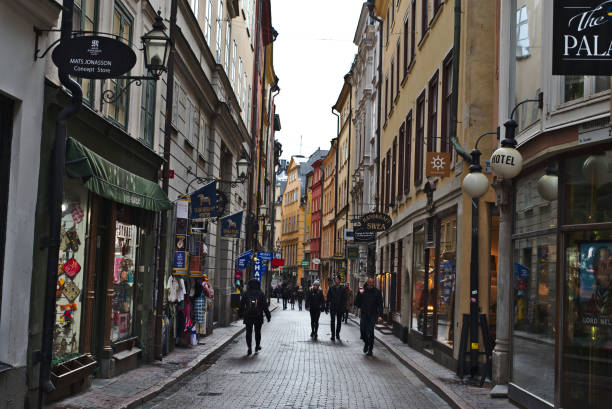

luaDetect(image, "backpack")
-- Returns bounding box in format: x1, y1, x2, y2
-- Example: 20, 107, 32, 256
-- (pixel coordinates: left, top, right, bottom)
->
245, 293, 259, 318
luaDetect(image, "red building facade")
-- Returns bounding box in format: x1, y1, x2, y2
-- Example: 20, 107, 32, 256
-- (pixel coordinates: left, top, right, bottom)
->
309, 159, 324, 273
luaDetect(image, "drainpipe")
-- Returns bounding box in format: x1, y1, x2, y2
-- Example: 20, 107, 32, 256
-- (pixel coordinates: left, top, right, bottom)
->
367, 2, 383, 212
155, 0, 178, 361
450, 0, 471, 163
331, 108, 340, 277
345, 74, 352, 281
39, 0, 83, 398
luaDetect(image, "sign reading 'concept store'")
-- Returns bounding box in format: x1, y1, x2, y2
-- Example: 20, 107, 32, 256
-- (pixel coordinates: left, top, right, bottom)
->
553, 1, 612, 75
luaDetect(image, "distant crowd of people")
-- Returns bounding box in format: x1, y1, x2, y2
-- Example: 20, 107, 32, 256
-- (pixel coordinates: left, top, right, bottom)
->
239, 276, 383, 357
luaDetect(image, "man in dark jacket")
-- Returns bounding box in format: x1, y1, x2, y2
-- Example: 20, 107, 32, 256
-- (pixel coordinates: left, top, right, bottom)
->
239, 278, 271, 355
326, 275, 347, 341
281, 285, 289, 310
307, 280, 325, 339
354, 276, 383, 356
296, 286, 305, 311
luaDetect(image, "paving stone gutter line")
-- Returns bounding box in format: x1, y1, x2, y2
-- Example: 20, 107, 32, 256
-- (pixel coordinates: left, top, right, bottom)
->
116, 302, 279, 409
347, 316, 474, 409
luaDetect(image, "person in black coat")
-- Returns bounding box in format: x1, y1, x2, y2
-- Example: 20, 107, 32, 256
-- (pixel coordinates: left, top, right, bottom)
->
239, 278, 271, 355
281, 285, 289, 310
354, 276, 383, 356
296, 286, 305, 311
326, 275, 347, 341
306, 280, 325, 339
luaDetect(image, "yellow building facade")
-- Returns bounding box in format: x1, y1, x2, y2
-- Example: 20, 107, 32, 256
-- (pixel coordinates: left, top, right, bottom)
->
280, 158, 305, 285
333, 79, 353, 284
320, 140, 337, 294
373, 0, 497, 369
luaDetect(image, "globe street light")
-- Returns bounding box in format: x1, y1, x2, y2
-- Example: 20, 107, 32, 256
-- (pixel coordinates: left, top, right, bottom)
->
536, 167, 558, 202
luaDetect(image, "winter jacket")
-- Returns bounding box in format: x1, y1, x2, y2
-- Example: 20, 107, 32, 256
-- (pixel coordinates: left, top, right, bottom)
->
296, 289, 305, 301
307, 289, 326, 311
239, 279, 271, 323
326, 284, 347, 313
355, 284, 383, 317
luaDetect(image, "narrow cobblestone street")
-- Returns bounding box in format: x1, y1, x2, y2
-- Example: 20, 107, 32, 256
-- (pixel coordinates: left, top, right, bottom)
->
144, 307, 451, 409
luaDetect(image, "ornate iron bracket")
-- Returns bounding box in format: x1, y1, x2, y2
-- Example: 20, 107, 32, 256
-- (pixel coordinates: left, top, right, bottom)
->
101, 75, 157, 104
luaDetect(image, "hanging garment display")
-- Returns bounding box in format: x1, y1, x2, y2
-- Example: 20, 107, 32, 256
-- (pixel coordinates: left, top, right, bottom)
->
194, 296, 205, 324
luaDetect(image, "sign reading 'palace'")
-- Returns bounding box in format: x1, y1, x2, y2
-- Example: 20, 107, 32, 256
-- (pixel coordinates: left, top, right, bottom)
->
52, 36, 137, 79
553, 1, 612, 75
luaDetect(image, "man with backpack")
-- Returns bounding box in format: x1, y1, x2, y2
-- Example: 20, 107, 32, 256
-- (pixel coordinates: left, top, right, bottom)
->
239, 278, 271, 355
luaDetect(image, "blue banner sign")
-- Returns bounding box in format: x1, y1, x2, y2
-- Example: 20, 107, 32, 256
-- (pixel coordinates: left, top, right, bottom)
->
220, 211, 243, 238
236, 249, 253, 269
190, 181, 217, 219
173, 251, 188, 272
257, 251, 273, 261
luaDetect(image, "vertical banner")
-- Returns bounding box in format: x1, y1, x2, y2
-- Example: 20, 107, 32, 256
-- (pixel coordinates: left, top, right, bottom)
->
220, 211, 243, 238
190, 181, 217, 219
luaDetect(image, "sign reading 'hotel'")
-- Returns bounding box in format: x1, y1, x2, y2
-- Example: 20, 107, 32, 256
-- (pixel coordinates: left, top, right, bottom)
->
553, 1, 612, 75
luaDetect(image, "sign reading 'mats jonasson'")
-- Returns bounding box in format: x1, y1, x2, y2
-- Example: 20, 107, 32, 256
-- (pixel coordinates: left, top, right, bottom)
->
553, 1, 612, 75
52, 36, 137, 79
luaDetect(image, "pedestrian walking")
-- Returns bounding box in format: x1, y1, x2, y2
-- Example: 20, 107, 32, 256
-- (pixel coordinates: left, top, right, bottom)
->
306, 280, 325, 339
282, 285, 289, 310
296, 286, 305, 311
354, 276, 383, 356
326, 275, 347, 341
276, 284, 281, 303
344, 282, 353, 323
239, 278, 271, 356
290, 287, 296, 310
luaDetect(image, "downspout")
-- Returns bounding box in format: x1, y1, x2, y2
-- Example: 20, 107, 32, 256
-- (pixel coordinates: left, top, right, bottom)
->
154, 0, 178, 361
345, 75, 352, 281
367, 3, 383, 212
450, 0, 471, 162
40, 0, 83, 397
331, 108, 340, 275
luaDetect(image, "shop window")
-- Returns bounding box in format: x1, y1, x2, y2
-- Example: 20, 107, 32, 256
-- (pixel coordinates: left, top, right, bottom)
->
563, 230, 612, 408
412, 227, 427, 332
436, 214, 456, 346
140, 80, 156, 148
73, 0, 98, 105
511, 234, 556, 404
53, 178, 90, 363
108, 4, 132, 128
564, 150, 612, 225
111, 221, 138, 342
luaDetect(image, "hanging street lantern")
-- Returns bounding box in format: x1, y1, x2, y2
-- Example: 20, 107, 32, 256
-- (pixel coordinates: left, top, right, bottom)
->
490, 119, 523, 179
462, 149, 490, 198
536, 168, 558, 201
142, 11, 171, 78
236, 152, 250, 181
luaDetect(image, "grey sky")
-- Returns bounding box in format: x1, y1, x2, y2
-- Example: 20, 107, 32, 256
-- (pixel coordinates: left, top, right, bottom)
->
272, 0, 362, 161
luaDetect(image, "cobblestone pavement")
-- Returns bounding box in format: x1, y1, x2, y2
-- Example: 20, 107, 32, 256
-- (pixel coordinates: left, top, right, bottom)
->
146, 308, 451, 409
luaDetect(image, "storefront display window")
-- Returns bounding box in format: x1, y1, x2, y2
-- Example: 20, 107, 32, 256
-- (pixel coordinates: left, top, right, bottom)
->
437, 214, 456, 346
53, 178, 89, 363
110, 221, 138, 342
563, 230, 612, 408
564, 149, 612, 225
511, 235, 556, 404
412, 227, 426, 332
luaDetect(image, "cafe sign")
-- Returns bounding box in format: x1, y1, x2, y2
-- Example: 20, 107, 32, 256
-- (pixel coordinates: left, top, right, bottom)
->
553, 1, 612, 75
52, 36, 137, 79
360, 212, 392, 232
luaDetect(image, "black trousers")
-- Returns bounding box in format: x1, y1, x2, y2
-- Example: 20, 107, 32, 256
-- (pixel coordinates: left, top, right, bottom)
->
310, 309, 321, 334
360, 313, 377, 351
282, 298, 288, 309
330, 310, 343, 337
245, 319, 263, 349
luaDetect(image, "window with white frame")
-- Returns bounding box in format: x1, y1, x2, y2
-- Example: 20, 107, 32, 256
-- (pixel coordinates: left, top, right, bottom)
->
191, 0, 199, 17
204, 0, 213, 43
215, 0, 223, 62
237, 58, 243, 102
516, 5, 529, 57
225, 20, 231, 72
198, 114, 207, 154
560, 75, 610, 104
232, 40, 237, 88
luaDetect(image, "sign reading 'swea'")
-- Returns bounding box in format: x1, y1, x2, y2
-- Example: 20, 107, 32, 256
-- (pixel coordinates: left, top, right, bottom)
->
553, 1, 612, 75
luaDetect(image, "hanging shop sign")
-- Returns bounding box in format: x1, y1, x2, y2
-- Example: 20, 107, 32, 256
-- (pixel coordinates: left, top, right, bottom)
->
346, 246, 359, 260
236, 249, 253, 269
52, 35, 137, 79
333, 253, 345, 260
173, 251, 187, 272
190, 181, 217, 219
353, 227, 376, 243
426, 152, 451, 177
312, 258, 321, 265
301, 260, 310, 268
552, 1, 612, 75
220, 211, 243, 238
272, 258, 284, 267
360, 212, 392, 232
257, 251, 273, 261
254, 258, 266, 282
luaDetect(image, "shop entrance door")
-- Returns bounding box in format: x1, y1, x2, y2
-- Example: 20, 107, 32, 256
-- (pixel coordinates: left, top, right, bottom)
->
0, 95, 13, 315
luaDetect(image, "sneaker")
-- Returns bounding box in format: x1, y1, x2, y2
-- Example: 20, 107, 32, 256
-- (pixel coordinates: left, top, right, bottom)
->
255, 346, 262, 352
247, 348, 252, 356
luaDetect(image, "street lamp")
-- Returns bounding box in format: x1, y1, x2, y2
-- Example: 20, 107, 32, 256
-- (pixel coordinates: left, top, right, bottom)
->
237, 152, 250, 182
142, 12, 171, 78
185, 153, 252, 192
536, 167, 558, 202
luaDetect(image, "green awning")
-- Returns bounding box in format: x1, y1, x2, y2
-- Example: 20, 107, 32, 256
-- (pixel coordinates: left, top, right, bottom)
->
65, 137, 172, 212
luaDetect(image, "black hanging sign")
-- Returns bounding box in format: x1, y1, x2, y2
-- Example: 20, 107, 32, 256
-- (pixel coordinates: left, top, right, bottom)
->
52, 36, 137, 79
353, 227, 376, 243
553, 1, 612, 75
360, 212, 392, 232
